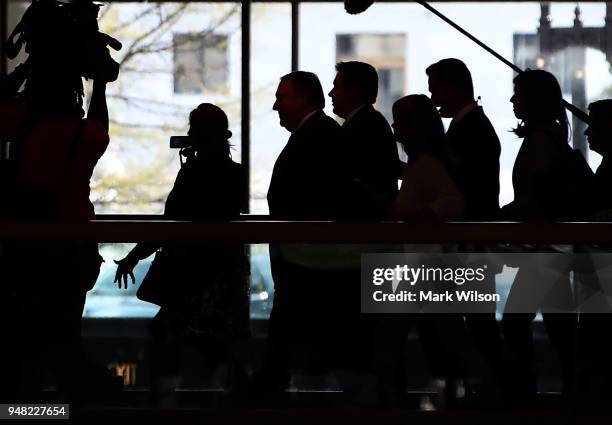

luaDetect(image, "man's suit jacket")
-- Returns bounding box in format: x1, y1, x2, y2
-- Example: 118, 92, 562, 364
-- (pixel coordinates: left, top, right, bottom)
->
266, 111, 374, 366
595, 157, 612, 212
267, 110, 346, 220
342, 105, 399, 205
446, 106, 501, 221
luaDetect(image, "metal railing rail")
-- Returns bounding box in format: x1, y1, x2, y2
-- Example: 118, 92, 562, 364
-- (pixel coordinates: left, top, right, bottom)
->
1, 220, 612, 244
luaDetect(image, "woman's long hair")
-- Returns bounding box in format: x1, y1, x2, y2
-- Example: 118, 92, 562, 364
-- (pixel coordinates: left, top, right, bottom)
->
512, 70, 569, 144
189, 103, 232, 159
397, 94, 449, 164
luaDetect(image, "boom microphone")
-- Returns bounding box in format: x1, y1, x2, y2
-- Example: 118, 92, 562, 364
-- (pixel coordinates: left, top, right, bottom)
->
344, 0, 375, 15
343, 0, 589, 124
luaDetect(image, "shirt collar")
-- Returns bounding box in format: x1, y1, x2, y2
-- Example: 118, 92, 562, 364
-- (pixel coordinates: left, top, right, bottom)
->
293, 109, 319, 134
343, 104, 369, 127
451, 101, 478, 125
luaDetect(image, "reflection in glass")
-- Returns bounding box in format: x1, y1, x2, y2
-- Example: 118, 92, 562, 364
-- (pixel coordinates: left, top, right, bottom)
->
84, 243, 273, 319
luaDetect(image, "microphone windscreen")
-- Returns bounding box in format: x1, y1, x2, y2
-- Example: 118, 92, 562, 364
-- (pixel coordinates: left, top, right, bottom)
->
344, 0, 375, 14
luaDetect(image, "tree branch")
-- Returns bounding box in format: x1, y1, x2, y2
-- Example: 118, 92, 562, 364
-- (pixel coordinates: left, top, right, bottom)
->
109, 118, 184, 131
119, 3, 189, 66
120, 4, 240, 65
107, 5, 160, 34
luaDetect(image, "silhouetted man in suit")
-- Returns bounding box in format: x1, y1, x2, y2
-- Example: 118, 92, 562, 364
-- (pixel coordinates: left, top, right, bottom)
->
586, 99, 612, 212
426, 58, 502, 403
328, 61, 404, 404
329, 61, 399, 207
267, 72, 345, 219
578, 99, 612, 398
257, 71, 352, 400
427, 58, 500, 220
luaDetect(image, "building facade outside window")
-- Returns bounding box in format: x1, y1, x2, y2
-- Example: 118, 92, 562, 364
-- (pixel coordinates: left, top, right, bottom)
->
173, 33, 229, 94
335, 33, 406, 120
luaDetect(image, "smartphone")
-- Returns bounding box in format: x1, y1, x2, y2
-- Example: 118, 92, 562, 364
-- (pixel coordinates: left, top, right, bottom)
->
170, 136, 191, 149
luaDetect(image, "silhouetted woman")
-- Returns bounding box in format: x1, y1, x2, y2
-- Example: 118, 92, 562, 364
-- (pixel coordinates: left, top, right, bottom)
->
114, 104, 249, 406
390, 94, 464, 221
384, 95, 476, 407
501, 70, 576, 404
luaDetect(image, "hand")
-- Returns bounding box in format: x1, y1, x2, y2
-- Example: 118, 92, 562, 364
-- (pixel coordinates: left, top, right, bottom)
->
114, 256, 138, 289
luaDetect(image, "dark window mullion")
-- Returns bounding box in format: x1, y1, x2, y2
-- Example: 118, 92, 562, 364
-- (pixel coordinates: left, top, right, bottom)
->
241, 0, 251, 213
292, 0, 299, 71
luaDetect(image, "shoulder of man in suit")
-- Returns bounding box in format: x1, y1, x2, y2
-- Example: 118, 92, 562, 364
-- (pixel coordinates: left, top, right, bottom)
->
344, 105, 390, 128
294, 111, 341, 139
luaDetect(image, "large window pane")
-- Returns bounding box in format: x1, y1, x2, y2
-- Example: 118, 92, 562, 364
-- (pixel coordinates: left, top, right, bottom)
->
6, 1, 612, 321
250, 2, 292, 215
300, 2, 612, 207
6, 2, 243, 214
93, 2, 243, 214
247, 3, 293, 320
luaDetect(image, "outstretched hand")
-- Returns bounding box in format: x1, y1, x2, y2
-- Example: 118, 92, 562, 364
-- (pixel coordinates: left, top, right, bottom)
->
114, 257, 138, 289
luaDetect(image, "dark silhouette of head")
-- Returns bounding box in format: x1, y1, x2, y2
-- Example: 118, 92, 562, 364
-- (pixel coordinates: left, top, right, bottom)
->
511, 69, 569, 142
586, 99, 612, 157
188, 103, 232, 157
329, 61, 378, 119
392, 94, 446, 161
5, 0, 121, 117
273, 71, 325, 132
426, 58, 474, 118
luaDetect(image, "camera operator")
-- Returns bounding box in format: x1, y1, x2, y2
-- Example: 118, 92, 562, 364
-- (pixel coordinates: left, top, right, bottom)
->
1, 79, 109, 217
114, 104, 249, 407
0, 0, 120, 403
0, 76, 112, 403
